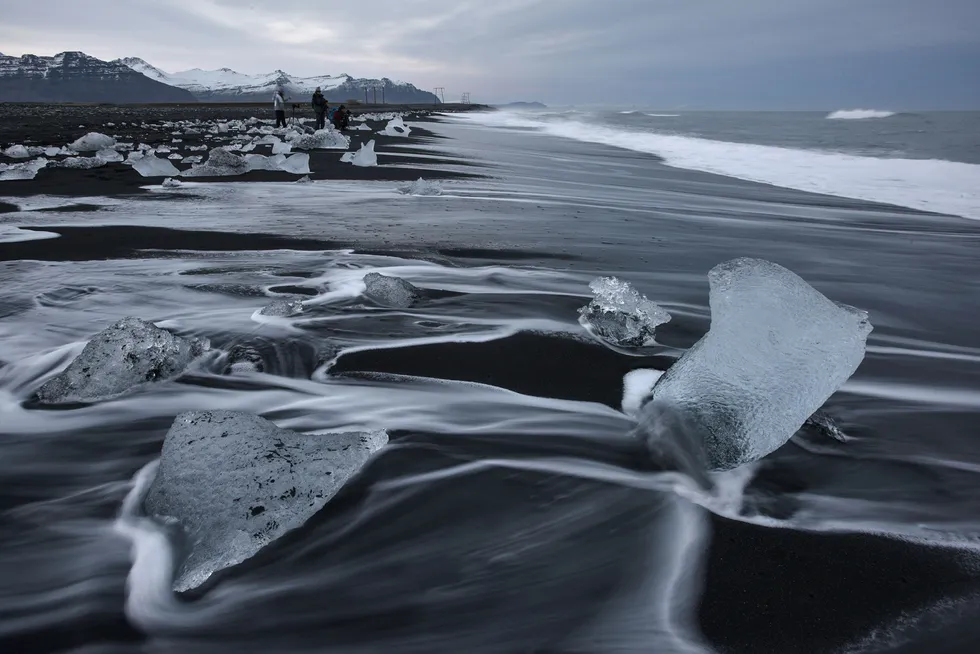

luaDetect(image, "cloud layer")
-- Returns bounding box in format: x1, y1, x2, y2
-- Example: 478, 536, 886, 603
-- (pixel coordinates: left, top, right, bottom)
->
3, 0, 978, 107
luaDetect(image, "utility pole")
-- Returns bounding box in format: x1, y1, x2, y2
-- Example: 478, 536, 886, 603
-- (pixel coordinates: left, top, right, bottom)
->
381, 86, 385, 104
373, 87, 377, 104
363, 86, 368, 104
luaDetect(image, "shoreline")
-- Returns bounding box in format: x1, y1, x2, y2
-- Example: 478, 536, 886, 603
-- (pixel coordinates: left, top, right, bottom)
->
0, 107, 484, 198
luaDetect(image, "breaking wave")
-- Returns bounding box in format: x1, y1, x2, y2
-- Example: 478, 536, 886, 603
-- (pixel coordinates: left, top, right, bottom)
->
827, 109, 897, 120
456, 112, 980, 221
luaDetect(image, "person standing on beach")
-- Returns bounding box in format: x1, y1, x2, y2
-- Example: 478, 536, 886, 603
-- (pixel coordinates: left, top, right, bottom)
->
273, 87, 287, 128
311, 87, 328, 130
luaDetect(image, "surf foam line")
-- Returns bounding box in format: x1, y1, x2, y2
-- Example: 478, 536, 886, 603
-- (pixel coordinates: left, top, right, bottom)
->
457, 112, 980, 222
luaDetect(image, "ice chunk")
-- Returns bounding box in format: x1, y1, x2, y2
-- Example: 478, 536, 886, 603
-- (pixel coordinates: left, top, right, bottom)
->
279, 153, 310, 174
167, 153, 183, 160
69, 132, 116, 152
351, 140, 378, 167
162, 177, 182, 188
244, 154, 285, 172
182, 147, 248, 177
638, 258, 872, 471
181, 155, 203, 164
34, 317, 210, 404
288, 127, 350, 151
0, 158, 48, 181
363, 272, 420, 307
340, 152, 354, 163
3, 144, 31, 158
349, 123, 371, 131
295, 175, 313, 184
49, 156, 107, 170
579, 277, 670, 347
398, 177, 443, 196
131, 153, 180, 177
271, 140, 292, 155
95, 147, 124, 163
259, 299, 303, 317
144, 410, 387, 592
379, 116, 411, 137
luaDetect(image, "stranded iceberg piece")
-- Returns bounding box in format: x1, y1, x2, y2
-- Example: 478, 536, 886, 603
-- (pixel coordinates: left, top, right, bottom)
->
363, 272, 420, 307
34, 317, 210, 404
398, 178, 442, 196
638, 258, 871, 471
288, 127, 350, 151
579, 277, 670, 347
69, 132, 116, 152
144, 410, 388, 592
131, 153, 180, 178
182, 147, 248, 177
348, 140, 378, 167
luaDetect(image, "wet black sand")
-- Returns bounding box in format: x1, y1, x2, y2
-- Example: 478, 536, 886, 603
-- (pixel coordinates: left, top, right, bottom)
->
2, 107, 979, 654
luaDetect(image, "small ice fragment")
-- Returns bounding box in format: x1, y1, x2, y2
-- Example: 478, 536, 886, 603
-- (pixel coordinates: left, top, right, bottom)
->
638, 258, 872, 471
802, 409, 848, 442
271, 141, 292, 155
295, 175, 313, 184
69, 132, 116, 152
162, 177, 182, 188
259, 299, 303, 317
363, 272, 420, 307
398, 178, 442, 196
579, 277, 670, 347
182, 147, 248, 177
131, 153, 180, 177
94, 148, 124, 163
379, 116, 411, 137
279, 153, 310, 174
340, 152, 354, 163
0, 158, 48, 181
288, 127, 349, 150
351, 140, 378, 167
3, 144, 31, 158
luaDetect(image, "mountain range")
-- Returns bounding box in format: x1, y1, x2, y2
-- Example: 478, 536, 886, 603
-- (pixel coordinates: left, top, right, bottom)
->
0, 52, 439, 104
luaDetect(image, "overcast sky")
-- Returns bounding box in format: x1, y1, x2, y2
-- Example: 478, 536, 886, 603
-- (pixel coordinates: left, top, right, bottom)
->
3, 0, 979, 108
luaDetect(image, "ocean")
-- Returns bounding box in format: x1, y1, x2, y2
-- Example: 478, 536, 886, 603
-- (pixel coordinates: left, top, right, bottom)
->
1, 108, 979, 654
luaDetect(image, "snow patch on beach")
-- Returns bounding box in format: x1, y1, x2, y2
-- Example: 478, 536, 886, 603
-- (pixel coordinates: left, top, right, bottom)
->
827, 109, 897, 120
459, 112, 980, 221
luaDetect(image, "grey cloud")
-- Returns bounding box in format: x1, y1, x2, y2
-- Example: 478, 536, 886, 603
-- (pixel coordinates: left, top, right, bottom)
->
3, 0, 978, 106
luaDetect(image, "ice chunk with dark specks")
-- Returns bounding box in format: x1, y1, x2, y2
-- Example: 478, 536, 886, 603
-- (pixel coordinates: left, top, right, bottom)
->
34, 317, 209, 404
161, 177, 182, 188
182, 147, 247, 177
579, 276, 670, 347
363, 272, 420, 307
639, 258, 871, 471
144, 410, 387, 592
259, 299, 304, 317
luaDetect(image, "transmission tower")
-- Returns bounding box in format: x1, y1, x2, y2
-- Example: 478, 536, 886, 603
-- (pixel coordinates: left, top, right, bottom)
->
433, 87, 445, 104
461, 92, 470, 104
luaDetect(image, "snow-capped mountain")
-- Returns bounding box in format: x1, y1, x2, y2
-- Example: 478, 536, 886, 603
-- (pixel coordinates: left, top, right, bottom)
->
0, 51, 196, 103
116, 57, 438, 104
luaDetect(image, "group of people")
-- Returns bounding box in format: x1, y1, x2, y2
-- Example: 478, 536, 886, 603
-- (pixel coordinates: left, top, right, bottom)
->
272, 87, 350, 131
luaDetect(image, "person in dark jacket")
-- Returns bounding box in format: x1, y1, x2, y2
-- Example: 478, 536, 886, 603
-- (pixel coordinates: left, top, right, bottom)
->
311, 87, 327, 130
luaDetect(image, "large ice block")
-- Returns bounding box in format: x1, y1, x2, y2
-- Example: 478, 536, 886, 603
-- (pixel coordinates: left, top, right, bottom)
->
640, 258, 872, 471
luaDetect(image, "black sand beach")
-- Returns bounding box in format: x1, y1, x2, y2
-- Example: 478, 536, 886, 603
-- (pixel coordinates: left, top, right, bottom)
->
2, 105, 979, 654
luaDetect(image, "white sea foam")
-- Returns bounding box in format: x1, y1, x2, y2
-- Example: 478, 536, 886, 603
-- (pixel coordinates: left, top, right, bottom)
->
458, 112, 980, 221
827, 109, 897, 120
